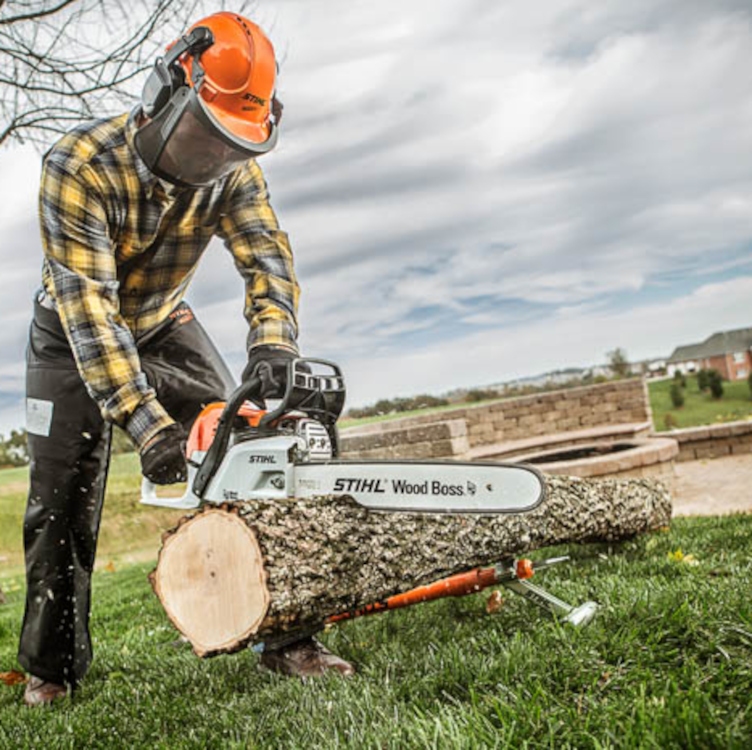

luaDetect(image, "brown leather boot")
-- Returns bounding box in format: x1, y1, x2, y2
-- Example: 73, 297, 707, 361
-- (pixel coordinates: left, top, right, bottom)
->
23, 676, 69, 707
259, 637, 355, 679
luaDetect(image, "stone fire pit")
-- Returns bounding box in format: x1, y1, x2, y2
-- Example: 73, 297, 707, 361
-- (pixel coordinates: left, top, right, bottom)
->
469, 428, 678, 487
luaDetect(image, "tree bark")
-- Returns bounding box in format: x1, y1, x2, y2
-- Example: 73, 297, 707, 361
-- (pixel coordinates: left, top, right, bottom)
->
150, 475, 671, 657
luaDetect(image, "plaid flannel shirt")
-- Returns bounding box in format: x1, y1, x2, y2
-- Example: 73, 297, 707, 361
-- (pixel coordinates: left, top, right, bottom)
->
38, 111, 300, 450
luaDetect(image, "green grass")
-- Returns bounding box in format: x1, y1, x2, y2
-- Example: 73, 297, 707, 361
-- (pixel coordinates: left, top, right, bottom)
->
0, 453, 184, 577
0, 465, 30, 575
649, 376, 752, 432
339, 397, 506, 430
1, 516, 750, 748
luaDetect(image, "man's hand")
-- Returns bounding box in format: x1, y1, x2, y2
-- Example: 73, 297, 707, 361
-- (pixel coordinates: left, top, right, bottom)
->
140, 424, 188, 485
242, 346, 296, 399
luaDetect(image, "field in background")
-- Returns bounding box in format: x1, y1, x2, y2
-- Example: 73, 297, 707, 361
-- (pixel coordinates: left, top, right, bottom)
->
0, 453, 183, 576
650, 376, 752, 431
342, 376, 752, 433
1, 516, 750, 746
339, 395, 506, 430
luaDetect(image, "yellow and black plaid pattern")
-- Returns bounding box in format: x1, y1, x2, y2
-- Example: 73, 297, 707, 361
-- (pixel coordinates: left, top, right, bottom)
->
39, 111, 299, 450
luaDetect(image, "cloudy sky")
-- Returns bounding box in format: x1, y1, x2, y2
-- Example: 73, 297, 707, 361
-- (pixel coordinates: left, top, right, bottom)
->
1, 0, 752, 434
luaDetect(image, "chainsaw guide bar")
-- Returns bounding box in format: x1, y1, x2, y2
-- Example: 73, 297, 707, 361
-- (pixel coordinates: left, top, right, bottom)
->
141, 358, 545, 515
294, 460, 544, 514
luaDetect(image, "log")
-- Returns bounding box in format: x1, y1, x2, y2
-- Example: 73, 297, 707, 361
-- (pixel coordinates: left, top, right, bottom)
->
150, 475, 671, 657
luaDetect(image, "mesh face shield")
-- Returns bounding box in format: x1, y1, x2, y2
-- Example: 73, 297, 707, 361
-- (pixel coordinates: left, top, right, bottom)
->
134, 85, 278, 188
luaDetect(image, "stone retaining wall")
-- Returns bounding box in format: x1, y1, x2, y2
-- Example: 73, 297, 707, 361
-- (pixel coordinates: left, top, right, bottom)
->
341, 378, 650, 459
463, 378, 650, 448
664, 420, 752, 462
341, 419, 469, 460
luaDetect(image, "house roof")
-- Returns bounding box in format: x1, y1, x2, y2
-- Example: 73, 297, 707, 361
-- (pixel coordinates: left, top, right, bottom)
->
668, 327, 752, 363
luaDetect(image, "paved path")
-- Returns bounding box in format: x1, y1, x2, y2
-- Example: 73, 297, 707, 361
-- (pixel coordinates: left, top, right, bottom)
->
674, 453, 752, 516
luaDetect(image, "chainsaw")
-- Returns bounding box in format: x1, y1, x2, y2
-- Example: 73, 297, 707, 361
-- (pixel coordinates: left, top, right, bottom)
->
141, 358, 597, 628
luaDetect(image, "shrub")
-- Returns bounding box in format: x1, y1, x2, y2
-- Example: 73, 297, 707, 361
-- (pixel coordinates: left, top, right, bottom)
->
465, 389, 500, 403
697, 369, 710, 391
708, 370, 724, 399
607, 347, 630, 378
406, 394, 449, 410
663, 413, 678, 430
748, 371, 752, 400
673, 370, 687, 388
669, 383, 685, 409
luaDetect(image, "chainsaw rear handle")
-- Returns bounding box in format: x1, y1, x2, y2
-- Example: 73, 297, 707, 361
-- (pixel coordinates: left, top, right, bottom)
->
192, 357, 346, 499
260, 357, 345, 432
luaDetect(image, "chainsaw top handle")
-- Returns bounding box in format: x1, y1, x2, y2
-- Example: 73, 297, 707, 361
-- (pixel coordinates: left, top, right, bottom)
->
192, 358, 346, 499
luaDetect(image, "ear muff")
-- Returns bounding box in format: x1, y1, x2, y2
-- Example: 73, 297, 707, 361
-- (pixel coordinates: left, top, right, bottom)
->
141, 27, 214, 119
141, 60, 178, 119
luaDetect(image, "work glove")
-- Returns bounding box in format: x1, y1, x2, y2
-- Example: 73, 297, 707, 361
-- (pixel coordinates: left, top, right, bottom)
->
140, 423, 188, 485
242, 346, 296, 399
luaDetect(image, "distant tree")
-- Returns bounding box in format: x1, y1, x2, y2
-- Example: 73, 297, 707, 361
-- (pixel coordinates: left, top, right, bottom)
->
607, 348, 631, 378
373, 399, 396, 416
708, 370, 724, 399
0, 429, 29, 466
345, 392, 452, 419
410, 395, 449, 409
669, 383, 684, 409
464, 389, 500, 403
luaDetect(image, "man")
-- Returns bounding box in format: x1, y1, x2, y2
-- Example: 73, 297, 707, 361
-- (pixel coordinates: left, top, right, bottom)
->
20, 11, 354, 707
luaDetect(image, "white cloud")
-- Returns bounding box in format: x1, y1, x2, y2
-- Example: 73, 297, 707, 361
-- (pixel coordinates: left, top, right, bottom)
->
0, 0, 751, 431
340, 274, 752, 406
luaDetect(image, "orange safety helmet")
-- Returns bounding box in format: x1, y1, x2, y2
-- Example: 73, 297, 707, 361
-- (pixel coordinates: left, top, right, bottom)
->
135, 12, 280, 187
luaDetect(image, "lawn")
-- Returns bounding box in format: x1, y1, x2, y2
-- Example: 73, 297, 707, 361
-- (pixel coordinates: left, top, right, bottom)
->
649, 375, 752, 432
1, 515, 750, 747
0, 453, 184, 576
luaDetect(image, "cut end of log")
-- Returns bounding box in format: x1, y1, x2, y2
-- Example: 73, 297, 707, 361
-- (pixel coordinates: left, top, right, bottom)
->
150, 507, 270, 657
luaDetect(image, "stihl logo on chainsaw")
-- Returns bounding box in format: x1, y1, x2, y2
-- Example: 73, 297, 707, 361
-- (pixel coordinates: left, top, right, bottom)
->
333, 478, 469, 497
334, 478, 386, 493
248, 454, 276, 464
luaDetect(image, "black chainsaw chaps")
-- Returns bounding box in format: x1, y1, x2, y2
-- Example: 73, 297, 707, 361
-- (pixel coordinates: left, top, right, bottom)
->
18, 299, 235, 685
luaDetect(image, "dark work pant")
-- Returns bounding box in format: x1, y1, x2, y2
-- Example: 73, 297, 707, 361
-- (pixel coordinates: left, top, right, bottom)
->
18, 298, 235, 685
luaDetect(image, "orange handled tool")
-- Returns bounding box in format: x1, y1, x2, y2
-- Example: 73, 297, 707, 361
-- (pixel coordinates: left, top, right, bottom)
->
259, 555, 593, 652
326, 557, 545, 625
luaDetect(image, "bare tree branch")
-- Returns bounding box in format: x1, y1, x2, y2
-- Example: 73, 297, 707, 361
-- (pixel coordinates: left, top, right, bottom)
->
0, 0, 78, 26
0, 0, 256, 148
